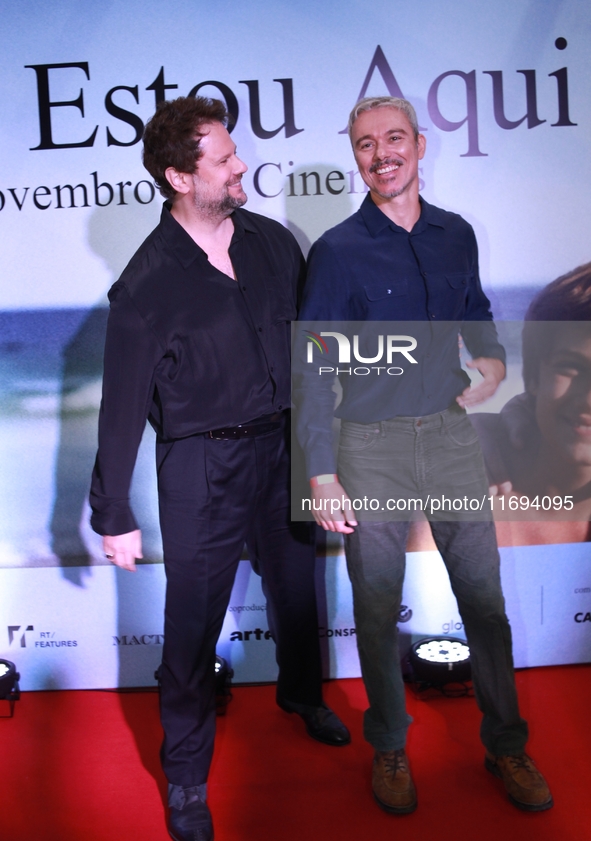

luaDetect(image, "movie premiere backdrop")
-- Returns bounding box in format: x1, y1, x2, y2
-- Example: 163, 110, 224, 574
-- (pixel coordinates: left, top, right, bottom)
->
1, 0, 590, 690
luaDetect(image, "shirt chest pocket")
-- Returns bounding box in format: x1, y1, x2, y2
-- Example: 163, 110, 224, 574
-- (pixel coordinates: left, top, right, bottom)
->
444, 272, 470, 290
425, 272, 471, 318
363, 280, 408, 302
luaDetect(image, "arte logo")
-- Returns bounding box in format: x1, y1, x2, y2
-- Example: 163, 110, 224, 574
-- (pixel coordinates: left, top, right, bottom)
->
304, 330, 418, 376
229, 628, 272, 641
8, 625, 34, 647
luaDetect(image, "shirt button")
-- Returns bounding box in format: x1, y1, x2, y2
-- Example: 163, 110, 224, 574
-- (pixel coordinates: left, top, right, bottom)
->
258, 327, 263, 332
387, 289, 391, 294
431, 314, 436, 319
278, 405, 283, 410
242, 286, 247, 291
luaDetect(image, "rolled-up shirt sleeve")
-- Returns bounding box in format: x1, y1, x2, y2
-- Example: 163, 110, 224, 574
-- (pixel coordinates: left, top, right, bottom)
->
461, 230, 505, 364
293, 238, 349, 478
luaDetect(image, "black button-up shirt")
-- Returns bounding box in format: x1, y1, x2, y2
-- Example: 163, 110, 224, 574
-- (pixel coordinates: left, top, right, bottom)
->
294, 195, 505, 476
90, 203, 304, 536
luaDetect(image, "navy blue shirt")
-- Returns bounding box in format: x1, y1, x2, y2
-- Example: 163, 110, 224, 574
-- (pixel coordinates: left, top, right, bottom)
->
294, 195, 505, 477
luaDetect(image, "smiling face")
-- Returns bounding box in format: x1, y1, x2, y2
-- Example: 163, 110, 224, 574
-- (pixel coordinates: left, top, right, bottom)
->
533, 325, 591, 471
189, 120, 248, 217
351, 106, 426, 203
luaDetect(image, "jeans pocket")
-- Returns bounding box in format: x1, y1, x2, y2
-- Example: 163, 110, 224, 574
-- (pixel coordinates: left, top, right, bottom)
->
338, 424, 380, 453
444, 415, 479, 447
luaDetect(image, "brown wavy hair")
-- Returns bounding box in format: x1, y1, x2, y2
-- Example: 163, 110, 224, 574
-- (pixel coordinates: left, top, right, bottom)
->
143, 96, 228, 200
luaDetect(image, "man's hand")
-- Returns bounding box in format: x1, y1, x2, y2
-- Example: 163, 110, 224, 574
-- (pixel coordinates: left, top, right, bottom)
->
103, 529, 143, 572
310, 480, 358, 534
457, 357, 505, 408
489, 480, 513, 497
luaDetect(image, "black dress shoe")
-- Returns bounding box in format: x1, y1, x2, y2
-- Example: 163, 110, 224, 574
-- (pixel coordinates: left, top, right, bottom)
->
278, 699, 351, 746
168, 784, 213, 841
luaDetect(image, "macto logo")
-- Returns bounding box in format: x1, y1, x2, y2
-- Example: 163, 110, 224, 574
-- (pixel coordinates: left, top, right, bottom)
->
113, 634, 164, 645
304, 330, 418, 376
8, 625, 34, 647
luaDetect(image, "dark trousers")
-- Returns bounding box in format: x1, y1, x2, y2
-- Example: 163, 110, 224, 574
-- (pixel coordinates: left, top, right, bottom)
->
155, 420, 322, 786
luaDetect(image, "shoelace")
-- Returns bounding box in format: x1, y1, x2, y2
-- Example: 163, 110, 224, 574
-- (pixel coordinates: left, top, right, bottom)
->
504, 754, 537, 774
383, 750, 408, 775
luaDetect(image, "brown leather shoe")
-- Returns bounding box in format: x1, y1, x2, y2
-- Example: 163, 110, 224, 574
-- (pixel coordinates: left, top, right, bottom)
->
372, 749, 417, 814
485, 751, 553, 811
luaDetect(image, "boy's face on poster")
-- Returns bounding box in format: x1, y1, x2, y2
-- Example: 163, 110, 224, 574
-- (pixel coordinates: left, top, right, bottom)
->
533, 325, 591, 468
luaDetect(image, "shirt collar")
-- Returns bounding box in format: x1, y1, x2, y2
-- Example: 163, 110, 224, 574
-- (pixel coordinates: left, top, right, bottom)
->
359, 193, 447, 238
158, 202, 257, 268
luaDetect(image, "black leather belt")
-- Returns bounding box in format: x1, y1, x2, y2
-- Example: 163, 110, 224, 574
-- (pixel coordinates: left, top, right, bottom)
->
207, 412, 285, 440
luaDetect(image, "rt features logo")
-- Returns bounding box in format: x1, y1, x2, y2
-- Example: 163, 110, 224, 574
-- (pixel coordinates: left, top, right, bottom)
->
8, 625, 34, 647
7, 624, 78, 649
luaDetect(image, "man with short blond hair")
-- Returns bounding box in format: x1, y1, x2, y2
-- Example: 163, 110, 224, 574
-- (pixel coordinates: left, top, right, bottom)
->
296, 95, 552, 815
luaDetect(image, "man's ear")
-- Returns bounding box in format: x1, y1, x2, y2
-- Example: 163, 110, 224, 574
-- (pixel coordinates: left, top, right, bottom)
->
164, 167, 192, 195
417, 133, 426, 160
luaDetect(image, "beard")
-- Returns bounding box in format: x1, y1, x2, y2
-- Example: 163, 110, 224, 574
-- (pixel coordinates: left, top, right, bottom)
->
368, 157, 411, 199
218, 190, 248, 214
192, 176, 247, 220
374, 186, 408, 199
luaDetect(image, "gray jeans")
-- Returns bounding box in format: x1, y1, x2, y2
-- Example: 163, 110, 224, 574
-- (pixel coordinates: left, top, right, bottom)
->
339, 408, 529, 756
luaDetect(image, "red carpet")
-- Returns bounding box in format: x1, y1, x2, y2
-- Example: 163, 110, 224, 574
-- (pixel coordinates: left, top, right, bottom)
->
1, 667, 589, 840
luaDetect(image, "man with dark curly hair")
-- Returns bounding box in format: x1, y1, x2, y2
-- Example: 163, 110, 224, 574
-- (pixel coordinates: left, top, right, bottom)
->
89, 96, 349, 841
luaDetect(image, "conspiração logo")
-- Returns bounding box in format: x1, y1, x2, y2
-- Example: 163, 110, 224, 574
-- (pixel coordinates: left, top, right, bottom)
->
303, 330, 418, 376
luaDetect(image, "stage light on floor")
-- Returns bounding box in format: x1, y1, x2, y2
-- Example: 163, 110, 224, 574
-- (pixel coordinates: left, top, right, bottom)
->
0, 659, 20, 717
407, 637, 471, 687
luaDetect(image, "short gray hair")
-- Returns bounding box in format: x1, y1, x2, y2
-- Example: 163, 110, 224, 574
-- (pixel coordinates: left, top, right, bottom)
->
347, 96, 419, 142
